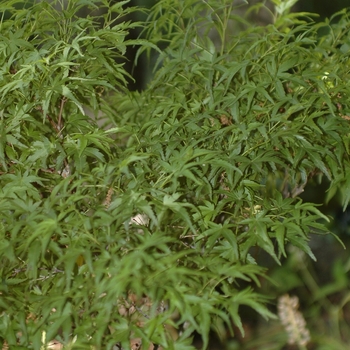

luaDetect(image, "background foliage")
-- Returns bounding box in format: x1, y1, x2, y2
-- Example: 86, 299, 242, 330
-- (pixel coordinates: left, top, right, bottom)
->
1, 0, 350, 349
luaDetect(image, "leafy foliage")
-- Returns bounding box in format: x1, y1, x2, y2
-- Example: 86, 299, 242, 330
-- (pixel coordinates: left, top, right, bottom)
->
1, 0, 350, 349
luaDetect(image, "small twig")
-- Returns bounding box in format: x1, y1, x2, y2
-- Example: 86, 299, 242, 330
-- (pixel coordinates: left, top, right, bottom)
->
291, 181, 307, 198
57, 97, 67, 131
135, 305, 150, 319
46, 114, 60, 134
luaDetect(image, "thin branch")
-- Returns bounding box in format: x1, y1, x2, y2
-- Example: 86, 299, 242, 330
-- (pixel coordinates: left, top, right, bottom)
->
57, 97, 67, 131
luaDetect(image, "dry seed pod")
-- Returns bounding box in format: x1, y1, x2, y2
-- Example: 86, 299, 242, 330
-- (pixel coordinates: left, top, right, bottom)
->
278, 294, 310, 347
47, 340, 64, 349
104, 187, 114, 208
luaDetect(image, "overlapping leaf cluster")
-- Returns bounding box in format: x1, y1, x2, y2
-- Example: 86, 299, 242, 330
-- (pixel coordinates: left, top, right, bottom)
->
0, 0, 350, 348
0, 0, 147, 348
113, 0, 350, 346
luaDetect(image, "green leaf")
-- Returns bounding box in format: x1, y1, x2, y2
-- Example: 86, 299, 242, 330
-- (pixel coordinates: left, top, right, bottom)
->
60, 85, 85, 114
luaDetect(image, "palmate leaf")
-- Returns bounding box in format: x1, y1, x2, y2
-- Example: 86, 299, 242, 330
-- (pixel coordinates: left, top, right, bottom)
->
227, 287, 277, 336
162, 193, 197, 233
340, 174, 350, 211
